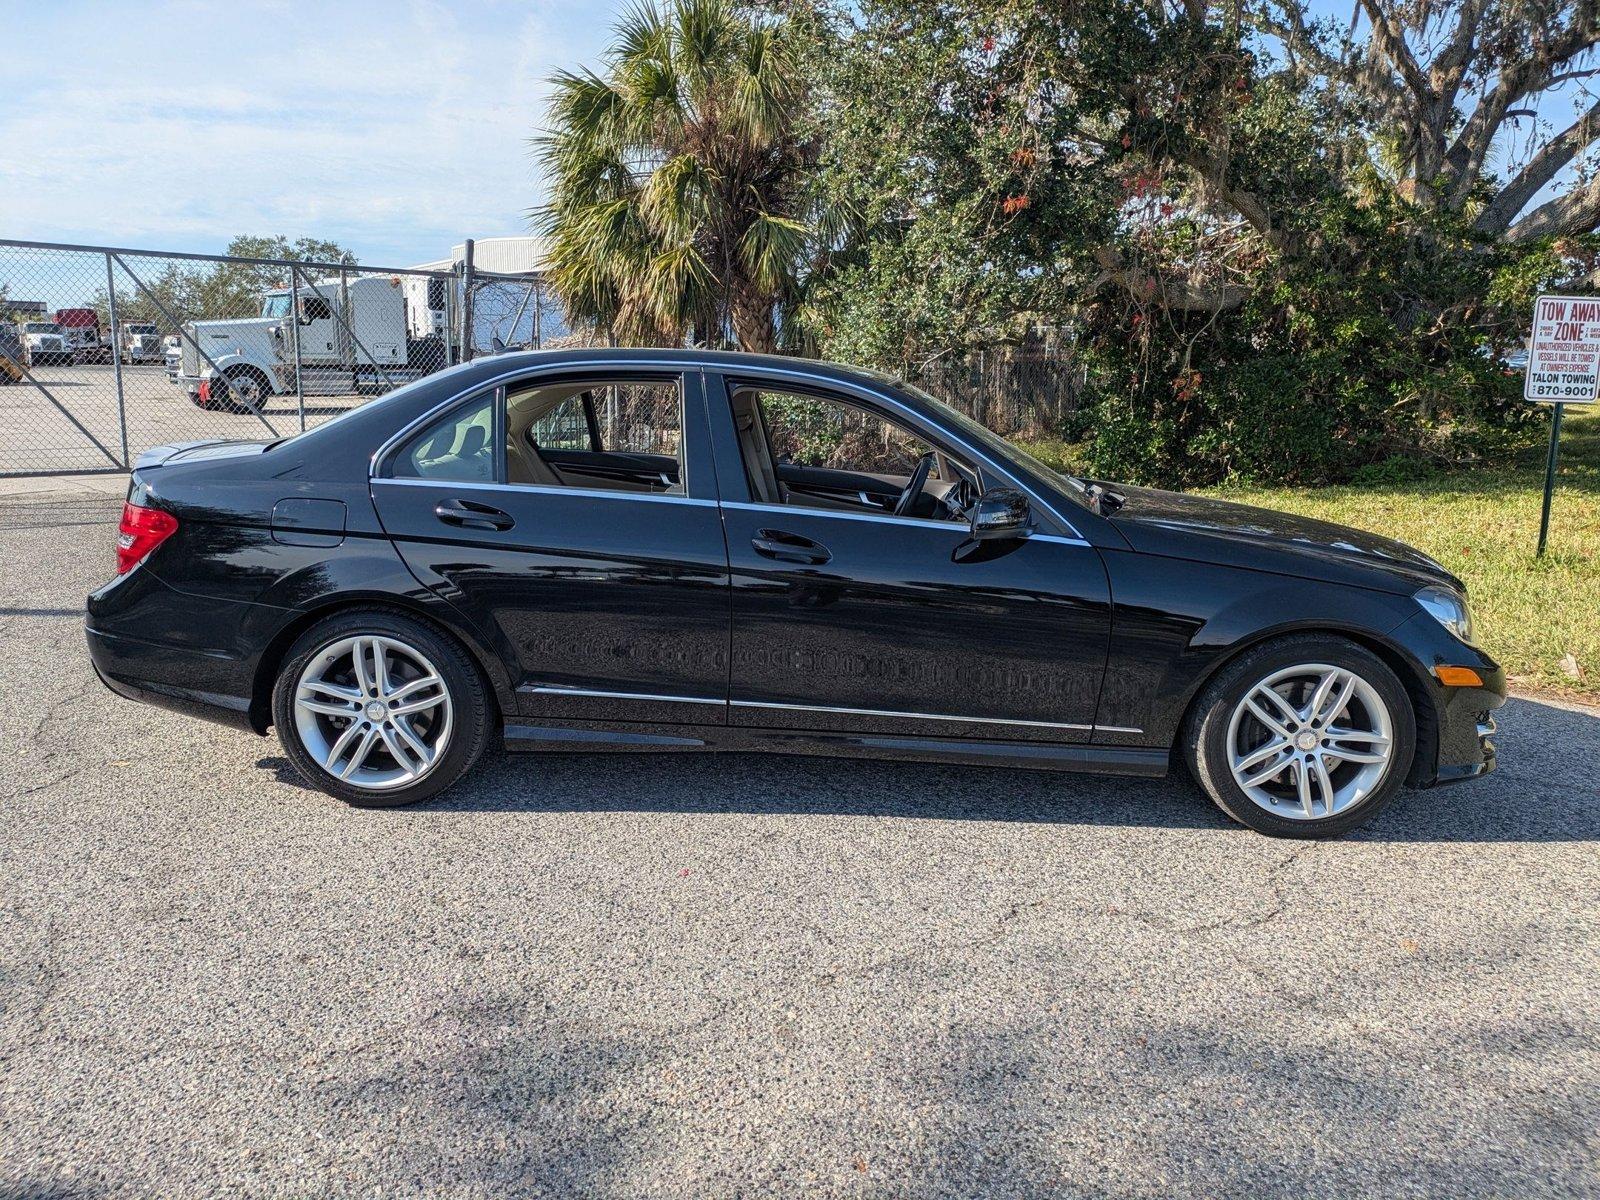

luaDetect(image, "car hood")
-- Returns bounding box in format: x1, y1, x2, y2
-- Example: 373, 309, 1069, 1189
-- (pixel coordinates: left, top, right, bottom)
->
1101, 483, 1460, 592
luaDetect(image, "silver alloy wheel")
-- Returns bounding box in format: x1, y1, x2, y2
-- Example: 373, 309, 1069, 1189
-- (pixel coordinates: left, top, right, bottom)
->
226, 369, 263, 409
1225, 662, 1394, 821
292, 634, 453, 792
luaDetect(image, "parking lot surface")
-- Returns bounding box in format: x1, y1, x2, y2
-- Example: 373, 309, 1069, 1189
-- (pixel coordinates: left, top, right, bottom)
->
1, 364, 359, 476
1, 494, 1596, 1199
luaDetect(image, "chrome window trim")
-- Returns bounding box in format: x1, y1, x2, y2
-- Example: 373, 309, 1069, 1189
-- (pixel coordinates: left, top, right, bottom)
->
368, 363, 692, 483
1022, 533, 1092, 549
730, 698, 1093, 733
368, 479, 1091, 537
720, 500, 961, 532
365, 356, 1086, 539
371, 476, 718, 508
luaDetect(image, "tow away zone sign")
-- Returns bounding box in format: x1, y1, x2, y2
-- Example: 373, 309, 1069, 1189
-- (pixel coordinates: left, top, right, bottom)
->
1526, 294, 1600, 403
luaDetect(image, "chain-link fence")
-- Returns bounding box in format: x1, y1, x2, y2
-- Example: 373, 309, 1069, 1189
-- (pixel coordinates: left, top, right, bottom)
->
0, 238, 550, 477
0, 236, 1079, 477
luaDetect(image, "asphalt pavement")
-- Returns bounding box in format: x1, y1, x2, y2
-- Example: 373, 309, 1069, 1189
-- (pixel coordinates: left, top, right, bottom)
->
1, 363, 359, 476
1, 494, 1596, 1199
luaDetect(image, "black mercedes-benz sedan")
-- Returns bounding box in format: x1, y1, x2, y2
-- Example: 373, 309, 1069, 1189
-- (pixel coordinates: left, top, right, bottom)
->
85, 349, 1504, 837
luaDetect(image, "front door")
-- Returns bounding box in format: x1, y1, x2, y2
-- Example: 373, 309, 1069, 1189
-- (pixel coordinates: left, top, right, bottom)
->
706, 373, 1112, 743
369, 368, 731, 727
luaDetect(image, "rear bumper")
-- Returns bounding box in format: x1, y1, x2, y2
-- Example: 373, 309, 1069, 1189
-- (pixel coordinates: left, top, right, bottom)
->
85, 566, 281, 734
87, 629, 257, 733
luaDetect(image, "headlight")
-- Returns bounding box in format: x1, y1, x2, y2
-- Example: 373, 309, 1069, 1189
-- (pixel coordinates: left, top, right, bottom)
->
1415, 585, 1475, 645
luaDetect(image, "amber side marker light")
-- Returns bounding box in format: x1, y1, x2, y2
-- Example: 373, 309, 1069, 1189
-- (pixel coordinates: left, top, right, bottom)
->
1434, 665, 1485, 688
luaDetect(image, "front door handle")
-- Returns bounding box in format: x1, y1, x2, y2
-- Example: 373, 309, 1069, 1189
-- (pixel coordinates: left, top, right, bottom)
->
435, 497, 515, 532
751, 528, 831, 565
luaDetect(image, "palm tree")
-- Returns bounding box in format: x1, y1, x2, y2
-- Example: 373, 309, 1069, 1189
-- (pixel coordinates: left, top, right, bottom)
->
536, 0, 839, 351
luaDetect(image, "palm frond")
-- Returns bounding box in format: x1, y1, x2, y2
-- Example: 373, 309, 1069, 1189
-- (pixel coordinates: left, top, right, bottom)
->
640, 153, 714, 242
537, 0, 822, 349
673, 0, 735, 99
730, 23, 795, 146
739, 211, 809, 293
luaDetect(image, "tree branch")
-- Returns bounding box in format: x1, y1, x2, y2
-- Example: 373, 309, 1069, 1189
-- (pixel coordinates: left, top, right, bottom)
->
1444, 9, 1600, 200
1357, 0, 1434, 106
1477, 96, 1600, 233
1508, 175, 1600, 240
1253, 0, 1342, 77
1091, 246, 1251, 313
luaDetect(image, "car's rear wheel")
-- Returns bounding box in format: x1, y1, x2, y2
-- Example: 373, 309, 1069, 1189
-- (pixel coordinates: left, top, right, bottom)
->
271, 611, 491, 807
1185, 634, 1416, 838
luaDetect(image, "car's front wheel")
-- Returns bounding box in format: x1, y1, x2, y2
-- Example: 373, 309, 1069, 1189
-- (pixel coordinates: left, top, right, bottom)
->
271, 610, 491, 807
1185, 634, 1416, 838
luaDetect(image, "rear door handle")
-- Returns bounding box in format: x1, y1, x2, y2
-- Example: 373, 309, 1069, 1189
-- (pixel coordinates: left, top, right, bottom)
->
435, 497, 515, 532
751, 528, 831, 565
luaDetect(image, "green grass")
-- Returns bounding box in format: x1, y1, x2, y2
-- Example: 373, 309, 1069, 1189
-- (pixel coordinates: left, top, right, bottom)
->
1018, 405, 1600, 699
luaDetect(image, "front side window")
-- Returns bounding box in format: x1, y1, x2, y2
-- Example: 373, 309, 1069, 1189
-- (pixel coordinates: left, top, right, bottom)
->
730, 384, 978, 521
389, 391, 496, 482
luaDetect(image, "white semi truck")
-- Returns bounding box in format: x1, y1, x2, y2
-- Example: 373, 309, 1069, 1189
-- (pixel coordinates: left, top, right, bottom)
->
169, 273, 455, 411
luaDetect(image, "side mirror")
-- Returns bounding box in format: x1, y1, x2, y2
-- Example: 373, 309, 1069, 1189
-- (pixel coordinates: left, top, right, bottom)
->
969, 487, 1032, 541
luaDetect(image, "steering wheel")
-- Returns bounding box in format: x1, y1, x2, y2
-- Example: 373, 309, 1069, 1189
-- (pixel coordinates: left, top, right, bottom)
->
894, 452, 937, 516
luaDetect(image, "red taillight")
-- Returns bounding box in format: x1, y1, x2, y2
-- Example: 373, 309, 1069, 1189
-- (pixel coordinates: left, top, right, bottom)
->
116, 501, 178, 574
197, 379, 211, 403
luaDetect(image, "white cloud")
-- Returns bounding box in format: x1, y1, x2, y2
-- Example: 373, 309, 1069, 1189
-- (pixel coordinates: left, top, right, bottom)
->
0, 0, 609, 265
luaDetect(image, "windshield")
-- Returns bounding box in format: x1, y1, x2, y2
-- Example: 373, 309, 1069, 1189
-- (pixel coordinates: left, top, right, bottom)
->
885, 376, 1092, 508
24, 323, 61, 334
261, 294, 292, 318
128, 324, 158, 334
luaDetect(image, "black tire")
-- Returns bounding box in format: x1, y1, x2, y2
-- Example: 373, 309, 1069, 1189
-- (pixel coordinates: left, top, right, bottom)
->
215, 365, 272, 415
271, 610, 492, 808
1183, 633, 1416, 839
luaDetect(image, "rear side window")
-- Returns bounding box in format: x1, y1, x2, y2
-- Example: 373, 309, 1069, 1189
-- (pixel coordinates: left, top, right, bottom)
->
389, 392, 495, 482
528, 394, 595, 451
505, 378, 683, 493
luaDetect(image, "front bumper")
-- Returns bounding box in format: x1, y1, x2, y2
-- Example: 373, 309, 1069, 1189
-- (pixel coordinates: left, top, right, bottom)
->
1388, 611, 1507, 787
1422, 660, 1505, 786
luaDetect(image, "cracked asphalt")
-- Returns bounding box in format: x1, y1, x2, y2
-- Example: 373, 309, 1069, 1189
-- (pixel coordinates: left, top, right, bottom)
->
1, 494, 1597, 1199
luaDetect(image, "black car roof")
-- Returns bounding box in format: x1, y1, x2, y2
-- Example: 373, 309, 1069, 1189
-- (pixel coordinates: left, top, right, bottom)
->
446, 348, 903, 390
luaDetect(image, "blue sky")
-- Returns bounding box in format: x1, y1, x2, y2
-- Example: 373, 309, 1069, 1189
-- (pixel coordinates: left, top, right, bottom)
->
0, 0, 614, 267
0, 0, 1587, 274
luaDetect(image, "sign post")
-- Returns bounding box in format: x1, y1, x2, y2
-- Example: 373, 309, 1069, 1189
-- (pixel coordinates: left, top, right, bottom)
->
1524, 294, 1600, 556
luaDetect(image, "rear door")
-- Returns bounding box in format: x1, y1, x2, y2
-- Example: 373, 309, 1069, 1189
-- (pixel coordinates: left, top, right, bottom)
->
369, 367, 731, 727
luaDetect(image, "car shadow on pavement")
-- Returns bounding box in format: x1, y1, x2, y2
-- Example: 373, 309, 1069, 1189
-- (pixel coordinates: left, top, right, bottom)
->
259, 696, 1598, 844
302, 993, 1597, 1199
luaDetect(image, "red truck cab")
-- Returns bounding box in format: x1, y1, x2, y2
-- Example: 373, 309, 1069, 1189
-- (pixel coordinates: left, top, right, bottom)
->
54, 308, 105, 361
